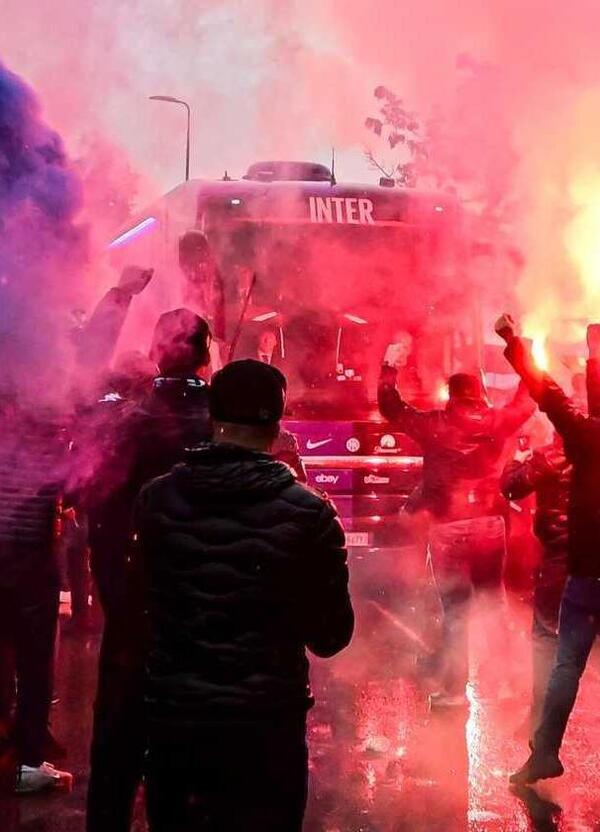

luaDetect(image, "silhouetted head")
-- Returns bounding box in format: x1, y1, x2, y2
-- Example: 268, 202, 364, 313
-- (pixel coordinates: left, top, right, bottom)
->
149, 309, 211, 376
447, 373, 487, 404
446, 373, 490, 422
258, 329, 278, 357
178, 230, 212, 282
210, 359, 287, 452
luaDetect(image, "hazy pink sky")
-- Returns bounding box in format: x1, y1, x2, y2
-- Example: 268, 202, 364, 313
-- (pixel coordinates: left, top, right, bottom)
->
4, 0, 600, 331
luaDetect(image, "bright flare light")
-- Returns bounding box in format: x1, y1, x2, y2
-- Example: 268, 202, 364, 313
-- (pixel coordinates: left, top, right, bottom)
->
565, 171, 600, 314
437, 382, 450, 403
531, 335, 550, 371
522, 171, 600, 368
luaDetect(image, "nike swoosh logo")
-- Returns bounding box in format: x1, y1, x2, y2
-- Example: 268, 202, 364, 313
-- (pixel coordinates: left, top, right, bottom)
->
306, 438, 333, 450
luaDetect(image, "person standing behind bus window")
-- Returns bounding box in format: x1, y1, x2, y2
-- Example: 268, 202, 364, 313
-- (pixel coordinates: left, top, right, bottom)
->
382, 329, 422, 401
178, 230, 226, 365
256, 329, 277, 364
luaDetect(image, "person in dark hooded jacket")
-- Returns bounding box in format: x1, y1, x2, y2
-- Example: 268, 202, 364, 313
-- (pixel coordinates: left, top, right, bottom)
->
501, 432, 570, 733
86, 308, 212, 832
135, 359, 354, 832
495, 316, 600, 786
378, 363, 535, 707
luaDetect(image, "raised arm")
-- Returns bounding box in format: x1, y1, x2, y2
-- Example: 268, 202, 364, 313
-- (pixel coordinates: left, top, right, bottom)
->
501, 448, 563, 501
496, 380, 536, 437
76, 266, 154, 371
303, 500, 354, 658
496, 315, 587, 445
586, 325, 600, 417
378, 363, 430, 442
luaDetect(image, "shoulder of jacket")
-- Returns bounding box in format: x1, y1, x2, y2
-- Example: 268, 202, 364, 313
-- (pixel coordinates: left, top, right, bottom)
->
281, 480, 333, 512
138, 470, 176, 501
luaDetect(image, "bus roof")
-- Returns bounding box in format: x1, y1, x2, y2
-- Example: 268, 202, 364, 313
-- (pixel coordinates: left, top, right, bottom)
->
195, 178, 460, 228
109, 175, 461, 248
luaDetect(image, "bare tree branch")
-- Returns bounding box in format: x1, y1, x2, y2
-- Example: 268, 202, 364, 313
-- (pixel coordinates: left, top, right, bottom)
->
363, 148, 394, 179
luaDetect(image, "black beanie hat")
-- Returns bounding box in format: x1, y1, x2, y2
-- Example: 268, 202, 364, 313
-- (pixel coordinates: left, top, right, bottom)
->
448, 372, 486, 401
210, 360, 286, 426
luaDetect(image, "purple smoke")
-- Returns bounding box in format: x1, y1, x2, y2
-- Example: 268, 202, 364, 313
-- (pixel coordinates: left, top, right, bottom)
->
0, 60, 87, 403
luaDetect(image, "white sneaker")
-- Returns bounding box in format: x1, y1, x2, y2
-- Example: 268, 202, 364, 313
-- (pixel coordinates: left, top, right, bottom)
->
15, 761, 72, 794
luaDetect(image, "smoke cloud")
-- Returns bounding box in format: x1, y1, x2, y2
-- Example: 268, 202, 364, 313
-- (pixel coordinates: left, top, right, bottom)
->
2, 1, 600, 367
0, 60, 87, 403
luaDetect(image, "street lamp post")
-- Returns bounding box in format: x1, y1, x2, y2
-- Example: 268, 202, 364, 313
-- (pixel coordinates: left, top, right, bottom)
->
149, 95, 191, 181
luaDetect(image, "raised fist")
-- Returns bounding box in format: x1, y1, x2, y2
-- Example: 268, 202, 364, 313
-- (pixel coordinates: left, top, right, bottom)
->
118, 266, 154, 296
494, 313, 516, 342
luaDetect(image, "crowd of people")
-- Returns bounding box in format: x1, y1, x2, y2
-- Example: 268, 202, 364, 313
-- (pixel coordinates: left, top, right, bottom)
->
381, 313, 600, 788
0, 265, 599, 829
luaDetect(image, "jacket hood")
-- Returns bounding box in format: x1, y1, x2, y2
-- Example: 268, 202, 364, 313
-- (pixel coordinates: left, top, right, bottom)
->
148, 375, 208, 407
137, 376, 210, 427
174, 442, 296, 500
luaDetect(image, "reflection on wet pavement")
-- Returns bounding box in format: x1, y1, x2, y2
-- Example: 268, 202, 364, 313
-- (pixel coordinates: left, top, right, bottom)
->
3, 563, 600, 831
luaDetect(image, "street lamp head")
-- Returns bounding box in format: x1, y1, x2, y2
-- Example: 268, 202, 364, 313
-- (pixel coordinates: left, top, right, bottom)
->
148, 95, 191, 181
149, 95, 182, 104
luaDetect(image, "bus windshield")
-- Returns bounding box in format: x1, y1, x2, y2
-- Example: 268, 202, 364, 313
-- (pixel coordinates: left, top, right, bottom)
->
200, 200, 463, 416
203, 209, 462, 320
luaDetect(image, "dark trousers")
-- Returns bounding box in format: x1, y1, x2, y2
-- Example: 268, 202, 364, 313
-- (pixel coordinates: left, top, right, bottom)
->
145, 717, 308, 832
429, 516, 506, 695
534, 576, 600, 757
0, 580, 59, 767
63, 516, 90, 622
86, 614, 146, 832
531, 553, 568, 730
0, 638, 14, 724
87, 531, 147, 832
89, 533, 128, 618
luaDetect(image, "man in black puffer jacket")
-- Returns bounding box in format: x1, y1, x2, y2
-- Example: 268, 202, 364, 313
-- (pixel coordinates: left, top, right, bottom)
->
135, 359, 354, 832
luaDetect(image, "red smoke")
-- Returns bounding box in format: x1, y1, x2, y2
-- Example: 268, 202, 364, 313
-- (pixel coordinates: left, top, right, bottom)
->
2, 1, 600, 365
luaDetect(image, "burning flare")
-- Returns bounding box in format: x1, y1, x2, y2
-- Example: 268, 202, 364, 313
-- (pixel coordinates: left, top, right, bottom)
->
531, 336, 550, 372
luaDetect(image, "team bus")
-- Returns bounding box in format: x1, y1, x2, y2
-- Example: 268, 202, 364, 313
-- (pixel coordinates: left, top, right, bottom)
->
107, 160, 471, 549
